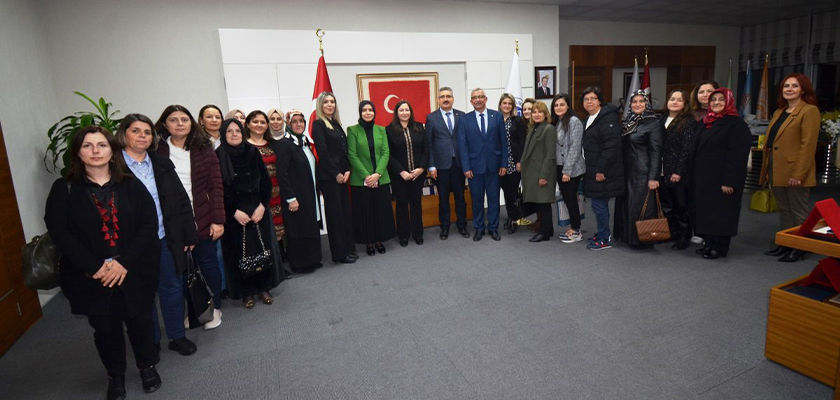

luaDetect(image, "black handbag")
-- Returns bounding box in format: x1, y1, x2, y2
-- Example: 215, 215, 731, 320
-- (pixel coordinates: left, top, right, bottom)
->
185, 251, 214, 326
22, 233, 61, 290
237, 223, 272, 279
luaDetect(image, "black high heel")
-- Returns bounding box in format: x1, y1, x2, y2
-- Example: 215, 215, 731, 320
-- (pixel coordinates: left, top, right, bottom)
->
375, 242, 386, 254
695, 246, 711, 255
366, 244, 375, 256
764, 246, 790, 257
778, 249, 806, 262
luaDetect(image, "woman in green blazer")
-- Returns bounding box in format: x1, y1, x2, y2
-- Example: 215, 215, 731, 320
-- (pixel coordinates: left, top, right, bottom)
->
347, 101, 396, 255
521, 101, 557, 242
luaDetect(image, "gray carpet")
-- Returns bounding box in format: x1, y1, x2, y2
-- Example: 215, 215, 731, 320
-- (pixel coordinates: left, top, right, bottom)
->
1, 197, 834, 399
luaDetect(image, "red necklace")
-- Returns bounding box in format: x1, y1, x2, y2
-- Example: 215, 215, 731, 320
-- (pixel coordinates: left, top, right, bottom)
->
92, 192, 119, 247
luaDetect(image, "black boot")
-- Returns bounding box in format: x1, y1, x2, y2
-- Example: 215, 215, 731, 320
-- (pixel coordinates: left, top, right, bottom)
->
107, 375, 126, 400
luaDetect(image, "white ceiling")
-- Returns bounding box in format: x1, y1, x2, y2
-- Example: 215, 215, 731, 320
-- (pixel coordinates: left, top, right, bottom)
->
457, 0, 840, 26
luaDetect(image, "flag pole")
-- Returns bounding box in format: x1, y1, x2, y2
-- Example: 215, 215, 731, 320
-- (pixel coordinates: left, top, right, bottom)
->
316, 28, 325, 56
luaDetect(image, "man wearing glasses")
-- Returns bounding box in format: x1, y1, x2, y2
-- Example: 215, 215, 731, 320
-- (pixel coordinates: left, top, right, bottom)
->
457, 88, 508, 241
426, 87, 470, 240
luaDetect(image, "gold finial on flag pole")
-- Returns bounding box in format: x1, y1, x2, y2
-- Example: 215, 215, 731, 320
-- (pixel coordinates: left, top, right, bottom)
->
765, 52, 770, 64
644, 47, 648, 64
316, 29, 325, 56
515, 39, 519, 55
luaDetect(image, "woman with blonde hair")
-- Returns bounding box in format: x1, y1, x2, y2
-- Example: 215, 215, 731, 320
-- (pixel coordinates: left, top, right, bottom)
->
520, 101, 557, 242
311, 91, 357, 263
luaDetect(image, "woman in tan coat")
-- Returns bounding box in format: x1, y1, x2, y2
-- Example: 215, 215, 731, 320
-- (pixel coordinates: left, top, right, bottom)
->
520, 102, 557, 242
759, 73, 820, 262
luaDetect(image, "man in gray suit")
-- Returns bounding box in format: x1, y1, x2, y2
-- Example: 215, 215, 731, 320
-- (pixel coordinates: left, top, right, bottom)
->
426, 87, 469, 240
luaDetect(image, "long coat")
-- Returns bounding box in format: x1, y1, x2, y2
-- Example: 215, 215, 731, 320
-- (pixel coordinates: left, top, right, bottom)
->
44, 177, 160, 318
582, 104, 624, 199
759, 102, 820, 187
692, 115, 753, 236
346, 124, 391, 186
614, 118, 664, 245
146, 152, 199, 276
271, 137, 320, 240
521, 122, 557, 204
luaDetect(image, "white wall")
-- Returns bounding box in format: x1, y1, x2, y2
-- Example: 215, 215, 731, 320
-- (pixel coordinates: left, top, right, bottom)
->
220, 29, 535, 122
557, 20, 741, 95
0, 0, 61, 239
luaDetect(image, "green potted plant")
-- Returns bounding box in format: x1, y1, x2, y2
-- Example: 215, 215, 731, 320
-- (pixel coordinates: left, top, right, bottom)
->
44, 92, 121, 176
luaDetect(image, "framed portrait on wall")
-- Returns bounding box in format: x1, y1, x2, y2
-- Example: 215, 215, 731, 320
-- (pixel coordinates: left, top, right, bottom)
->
534, 66, 556, 99
356, 72, 439, 125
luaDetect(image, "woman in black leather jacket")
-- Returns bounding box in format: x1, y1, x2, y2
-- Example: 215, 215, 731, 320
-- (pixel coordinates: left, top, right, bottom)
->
613, 90, 663, 248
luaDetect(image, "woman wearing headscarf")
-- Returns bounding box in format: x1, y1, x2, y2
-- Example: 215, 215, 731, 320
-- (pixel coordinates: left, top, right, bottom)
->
613, 90, 664, 249
660, 89, 697, 250
347, 100, 396, 255
311, 91, 357, 264
272, 110, 323, 274
692, 88, 752, 259
759, 73, 820, 262
217, 118, 282, 308
387, 100, 430, 246
225, 109, 246, 127
267, 108, 285, 141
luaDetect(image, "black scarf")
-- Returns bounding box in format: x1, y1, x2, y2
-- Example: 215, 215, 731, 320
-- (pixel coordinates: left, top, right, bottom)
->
217, 118, 257, 185
357, 100, 376, 133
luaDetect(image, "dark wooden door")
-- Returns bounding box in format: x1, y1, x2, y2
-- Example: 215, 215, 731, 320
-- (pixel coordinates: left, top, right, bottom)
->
0, 121, 42, 356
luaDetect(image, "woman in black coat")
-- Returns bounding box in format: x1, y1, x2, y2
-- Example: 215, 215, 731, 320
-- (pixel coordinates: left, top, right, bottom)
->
44, 126, 162, 399
660, 90, 697, 250
311, 91, 357, 264
387, 100, 430, 246
580, 87, 624, 250
613, 90, 664, 248
217, 119, 283, 308
497, 94, 527, 234
272, 110, 323, 274
692, 88, 752, 259
116, 113, 204, 357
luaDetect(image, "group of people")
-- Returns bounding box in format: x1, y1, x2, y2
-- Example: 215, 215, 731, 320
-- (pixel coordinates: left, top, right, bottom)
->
43, 72, 820, 400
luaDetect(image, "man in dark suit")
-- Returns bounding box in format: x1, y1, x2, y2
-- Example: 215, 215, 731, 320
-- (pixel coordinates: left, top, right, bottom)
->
537, 75, 552, 97
457, 88, 508, 241
426, 86, 470, 240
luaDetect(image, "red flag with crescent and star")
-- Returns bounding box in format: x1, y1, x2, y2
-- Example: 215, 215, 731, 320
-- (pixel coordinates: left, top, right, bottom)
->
367, 80, 432, 126
309, 55, 332, 161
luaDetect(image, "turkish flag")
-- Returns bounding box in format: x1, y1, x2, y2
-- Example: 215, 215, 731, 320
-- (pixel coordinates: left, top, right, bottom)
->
309, 55, 332, 161
367, 80, 432, 126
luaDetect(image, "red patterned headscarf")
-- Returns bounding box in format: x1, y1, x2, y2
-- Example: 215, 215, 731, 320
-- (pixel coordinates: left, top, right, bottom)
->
703, 88, 738, 128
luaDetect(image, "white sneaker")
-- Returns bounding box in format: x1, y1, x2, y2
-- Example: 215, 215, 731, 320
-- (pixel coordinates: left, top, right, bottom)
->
690, 236, 704, 245
561, 231, 583, 244
203, 309, 222, 330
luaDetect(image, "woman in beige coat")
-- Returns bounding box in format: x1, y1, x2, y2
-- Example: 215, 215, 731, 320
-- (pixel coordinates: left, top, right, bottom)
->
759, 73, 820, 262
521, 102, 557, 242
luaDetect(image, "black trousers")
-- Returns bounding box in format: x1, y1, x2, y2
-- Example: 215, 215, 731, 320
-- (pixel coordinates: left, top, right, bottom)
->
392, 176, 424, 240
557, 167, 582, 230
535, 203, 554, 236
436, 160, 467, 229
86, 291, 158, 377
500, 171, 521, 222
660, 179, 691, 243
705, 235, 732, 254
319, 180, 356, 261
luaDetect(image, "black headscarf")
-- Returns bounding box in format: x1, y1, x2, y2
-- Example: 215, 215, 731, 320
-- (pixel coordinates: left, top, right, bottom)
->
216, 118, 257, 185
357, 100, 376, 133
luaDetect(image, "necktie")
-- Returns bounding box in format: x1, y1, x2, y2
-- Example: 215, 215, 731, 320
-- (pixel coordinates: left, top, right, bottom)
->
445, 112, 453, 133
480, 113, 486, 135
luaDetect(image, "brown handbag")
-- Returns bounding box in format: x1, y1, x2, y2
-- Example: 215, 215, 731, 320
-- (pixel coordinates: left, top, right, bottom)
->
635, 189, 671, 242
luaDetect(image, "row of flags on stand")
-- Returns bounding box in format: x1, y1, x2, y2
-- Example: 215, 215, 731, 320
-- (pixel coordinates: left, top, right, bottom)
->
739, 55, 770, 120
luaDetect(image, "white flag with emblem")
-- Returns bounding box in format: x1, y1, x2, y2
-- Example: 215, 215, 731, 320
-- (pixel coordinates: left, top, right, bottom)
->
504, 50, 523, 116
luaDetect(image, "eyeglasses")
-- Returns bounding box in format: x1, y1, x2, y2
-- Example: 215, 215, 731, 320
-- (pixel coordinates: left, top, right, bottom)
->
583, 97, 598, 103
471, 95, 486, 100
